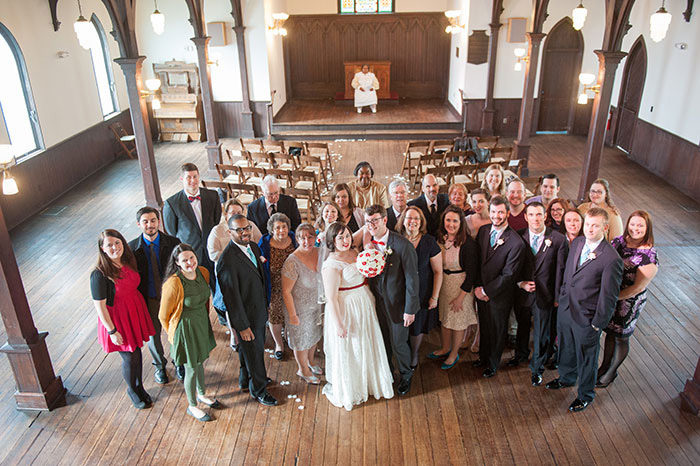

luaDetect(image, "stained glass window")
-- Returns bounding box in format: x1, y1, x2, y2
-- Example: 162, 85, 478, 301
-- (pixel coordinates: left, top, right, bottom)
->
339, 0, 393, 14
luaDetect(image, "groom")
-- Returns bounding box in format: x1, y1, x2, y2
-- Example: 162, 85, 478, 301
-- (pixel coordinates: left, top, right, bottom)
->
365, 204, 420, 395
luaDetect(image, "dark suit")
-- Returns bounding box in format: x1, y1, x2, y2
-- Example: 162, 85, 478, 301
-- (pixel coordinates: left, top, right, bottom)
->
475, 224, 527, 372
163, 188, 221, 291
514, 228, 568, 374
556, 236, 623, 402
247, 194, 302, 234
368, 231, 420, 381
217, 241, 270, 398
386, 206, 400, 231
408, 193, 450, 237
128, 232, 181, 370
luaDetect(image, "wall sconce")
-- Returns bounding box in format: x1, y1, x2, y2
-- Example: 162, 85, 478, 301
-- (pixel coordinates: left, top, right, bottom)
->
444, 10, 465, 34
513, 48, 528, 71
572, 3, 588, 30
577, 73, 600, 104
650, 1, 672, 42
73, 0, 92, 50
151, 0, 165, 35
0, 157, 19, 196
142, 78, 162, 110
269, 13, 289, 36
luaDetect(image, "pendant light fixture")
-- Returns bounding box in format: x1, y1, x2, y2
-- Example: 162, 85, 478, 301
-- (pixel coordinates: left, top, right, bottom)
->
650, 1, 672, 42
572, 3, 588, 30
151, 0, 165, 35
73, 0, 92, 50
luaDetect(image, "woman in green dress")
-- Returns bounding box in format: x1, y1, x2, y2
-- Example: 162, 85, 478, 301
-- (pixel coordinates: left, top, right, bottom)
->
159, 244, 219, 422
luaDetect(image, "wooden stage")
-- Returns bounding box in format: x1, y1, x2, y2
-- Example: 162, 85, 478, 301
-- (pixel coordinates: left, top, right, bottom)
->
272, 99, 462, 140
1, 135, 699, 465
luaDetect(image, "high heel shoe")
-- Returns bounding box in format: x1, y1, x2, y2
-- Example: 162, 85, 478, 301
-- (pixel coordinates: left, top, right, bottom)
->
441, 355, 460, 370
297, 371, 320, 385
595, 372, 618, 388
307, 364, 324, 376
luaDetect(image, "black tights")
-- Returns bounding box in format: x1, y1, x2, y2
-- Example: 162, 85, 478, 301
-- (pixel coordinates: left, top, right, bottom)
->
598, 333, 630, 384
118, 347, 145, 400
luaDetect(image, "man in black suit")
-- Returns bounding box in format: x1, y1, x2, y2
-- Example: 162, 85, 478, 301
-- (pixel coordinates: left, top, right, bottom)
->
365, 205, 420, 395
247, 175, 301, 233
408, 174, 450, 237
473, 196, 527, 378
217, 214, 277, 406
163, 162, 221, 292
546, 207, 623, 412
513, 202, 568, 386
386, 179, 408, 231
129, 206, 181, 384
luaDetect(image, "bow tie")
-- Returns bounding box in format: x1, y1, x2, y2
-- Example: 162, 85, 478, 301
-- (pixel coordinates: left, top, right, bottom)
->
188, 195, 201, 202
372, 240, 385, 246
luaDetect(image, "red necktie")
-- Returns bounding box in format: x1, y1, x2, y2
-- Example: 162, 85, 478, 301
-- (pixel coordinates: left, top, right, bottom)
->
372, 240, 385, 246
188, 195, 201, 202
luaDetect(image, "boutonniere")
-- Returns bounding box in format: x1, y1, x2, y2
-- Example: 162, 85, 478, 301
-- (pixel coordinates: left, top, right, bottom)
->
588, 252, 596, 261
385, 246, 394, 256
542, 238, 552, 252
260, 256, 267, 263
493, 239, 504, 250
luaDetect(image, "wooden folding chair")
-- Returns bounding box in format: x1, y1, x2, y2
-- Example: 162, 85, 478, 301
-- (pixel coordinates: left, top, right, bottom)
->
248, 151, 273, 169
476, 136, 499, 150
109, 122, 136, 159
262, 139, 285, 155
290, 170, 321, 203
264, 168, 292, 189
225, 148, 251, 167
490, 146, 515, 161
238, 166, 266, 187
429, 139, 455, 155
284, 187, 317, 222
215, 163, 243, 184
443, 150, 468, 167
240, 138, 264, 153
271, 152, 298, 171
465, 182, 481, 192
507, 159, 524, 177
402, 141, 429, 182
425, 165, 454, 188
201, 180, 232, 202
452, 163, 478, 185
415, 152, 446, 187
298, 154, 328, 190
227, 183, 260, 206
305, 142, 333, 177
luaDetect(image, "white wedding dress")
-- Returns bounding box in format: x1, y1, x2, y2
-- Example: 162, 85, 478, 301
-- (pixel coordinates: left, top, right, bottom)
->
322, 258, 394, 411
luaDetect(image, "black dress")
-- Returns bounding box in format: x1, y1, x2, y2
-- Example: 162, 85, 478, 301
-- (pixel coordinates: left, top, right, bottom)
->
409, 234, 441, 336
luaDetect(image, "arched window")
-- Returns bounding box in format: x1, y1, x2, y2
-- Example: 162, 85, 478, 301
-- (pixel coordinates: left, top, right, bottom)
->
0, 22, 43, 161
339, 0, 394, 14
87, 15, 118, 117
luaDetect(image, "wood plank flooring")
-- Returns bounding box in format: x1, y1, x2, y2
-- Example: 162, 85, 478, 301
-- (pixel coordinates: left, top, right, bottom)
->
1, 134, 699, 465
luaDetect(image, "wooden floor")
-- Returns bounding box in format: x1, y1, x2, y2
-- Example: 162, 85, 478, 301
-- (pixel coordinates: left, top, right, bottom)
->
274, 99, 461, 125
1, 135, 700, 465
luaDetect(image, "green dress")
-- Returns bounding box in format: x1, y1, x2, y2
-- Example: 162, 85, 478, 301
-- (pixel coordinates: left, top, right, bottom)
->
172, 269, 216, 367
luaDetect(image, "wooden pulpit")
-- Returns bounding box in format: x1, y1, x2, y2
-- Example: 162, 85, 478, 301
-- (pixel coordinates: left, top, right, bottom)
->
344, 61, 391, 100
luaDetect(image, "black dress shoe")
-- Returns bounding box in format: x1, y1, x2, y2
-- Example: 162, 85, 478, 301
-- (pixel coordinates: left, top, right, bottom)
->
545, 379, 574, 390
274, 350, 284, 360
482, 368, 496, 378
255, 391, 278, 406
154, 368, 169, 385
568, 398, 589, 412
531, 374, 543, 386
545, 360, 559, 370
175, 364, 185, 382
239, 382, 249, 392
507, 335, 517, 349
397, 377, 412, 396
472, 359, 485, 368
507, 357, 523, 367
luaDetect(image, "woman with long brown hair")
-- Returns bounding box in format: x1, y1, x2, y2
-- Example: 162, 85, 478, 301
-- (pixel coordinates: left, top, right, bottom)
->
91, 229, 155, 409
332, 183, 365, 233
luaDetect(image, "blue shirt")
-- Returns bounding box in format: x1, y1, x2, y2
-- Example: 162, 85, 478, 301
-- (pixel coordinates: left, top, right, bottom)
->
142, 233, 161, 298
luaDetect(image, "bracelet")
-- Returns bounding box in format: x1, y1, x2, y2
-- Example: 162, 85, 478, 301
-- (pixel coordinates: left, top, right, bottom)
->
108, 327, 118, 335
430, 297, 438, 301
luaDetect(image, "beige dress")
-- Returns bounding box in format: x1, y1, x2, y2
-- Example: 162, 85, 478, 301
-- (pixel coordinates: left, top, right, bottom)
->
438, 241, 477, 331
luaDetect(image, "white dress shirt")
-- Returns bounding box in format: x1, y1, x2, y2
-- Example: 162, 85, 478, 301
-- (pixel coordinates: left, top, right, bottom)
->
185, 189, 203, 230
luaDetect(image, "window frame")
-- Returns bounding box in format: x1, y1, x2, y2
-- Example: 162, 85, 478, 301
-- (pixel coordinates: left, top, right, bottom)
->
338, 0, 395, 14
0, 21, 44, 162
89, 14, 120, 119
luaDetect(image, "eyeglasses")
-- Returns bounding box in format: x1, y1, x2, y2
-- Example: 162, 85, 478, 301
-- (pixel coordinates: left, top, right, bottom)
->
231, 225, 253, 234
550, 207, 564, 213
589, 189, 605, 195
365, 217, 384, 226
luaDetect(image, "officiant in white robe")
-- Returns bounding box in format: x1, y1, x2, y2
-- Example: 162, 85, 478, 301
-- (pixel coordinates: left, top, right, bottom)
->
351, 65, 380, 113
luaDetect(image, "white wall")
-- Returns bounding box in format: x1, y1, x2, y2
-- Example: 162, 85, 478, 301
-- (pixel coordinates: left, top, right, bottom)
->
0, 0, 127, 149
265, 0, 288, 115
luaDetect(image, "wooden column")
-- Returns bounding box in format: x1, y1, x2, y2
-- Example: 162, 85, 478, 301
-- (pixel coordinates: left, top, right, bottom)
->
681, 356, 700, 415
115, 57, 163, 209
513, 32, 545, 175
230, 0, 255, 138
185, 0, 222, 170
576, 51, 625, 200
481, 0, 504, 137
0, 205, 66, 411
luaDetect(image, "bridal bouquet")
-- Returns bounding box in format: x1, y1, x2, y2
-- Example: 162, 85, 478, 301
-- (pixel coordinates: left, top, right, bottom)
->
356, 249, 386, 278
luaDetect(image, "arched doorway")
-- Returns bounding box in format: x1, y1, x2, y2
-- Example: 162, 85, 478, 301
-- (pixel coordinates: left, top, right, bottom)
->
614, 36, 647, 153
536, 17, 583, 132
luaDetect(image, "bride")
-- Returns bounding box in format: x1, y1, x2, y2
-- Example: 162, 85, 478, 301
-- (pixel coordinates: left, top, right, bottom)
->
321, 222, 394, 410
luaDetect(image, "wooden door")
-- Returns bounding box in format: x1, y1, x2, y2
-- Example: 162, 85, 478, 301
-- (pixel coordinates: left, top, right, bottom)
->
615, 38, 647, 153
537, 18, 583, 132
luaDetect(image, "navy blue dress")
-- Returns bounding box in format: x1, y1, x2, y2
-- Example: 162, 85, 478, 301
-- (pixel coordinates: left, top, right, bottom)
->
410, 234, 441, 336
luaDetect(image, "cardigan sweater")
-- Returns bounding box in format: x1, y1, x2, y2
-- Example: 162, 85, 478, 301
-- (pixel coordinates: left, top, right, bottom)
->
158, 266, 211, 343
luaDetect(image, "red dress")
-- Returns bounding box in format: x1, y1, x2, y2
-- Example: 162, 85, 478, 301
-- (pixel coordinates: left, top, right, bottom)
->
97, 267, 155, 353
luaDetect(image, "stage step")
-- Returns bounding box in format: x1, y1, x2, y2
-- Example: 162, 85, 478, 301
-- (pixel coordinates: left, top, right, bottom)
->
271, 122, 463, 140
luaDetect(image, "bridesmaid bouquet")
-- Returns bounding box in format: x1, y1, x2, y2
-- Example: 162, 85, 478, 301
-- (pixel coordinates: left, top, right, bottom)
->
356, 249, 386, 278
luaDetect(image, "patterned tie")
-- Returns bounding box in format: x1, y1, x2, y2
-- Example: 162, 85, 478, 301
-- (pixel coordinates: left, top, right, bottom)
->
579, 244, 590, 267
187, 195, 201, 202
531, 234, 540, 255
149, 243, 161, 297
246, 246, 258, 267
489, 229, 498, 247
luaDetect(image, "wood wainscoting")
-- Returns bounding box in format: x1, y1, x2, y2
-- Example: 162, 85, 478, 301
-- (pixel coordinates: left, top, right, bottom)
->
283, 13, 450, 100
0, 110, 132, 231
607, 107, 700, 201
213, 101, 270, 138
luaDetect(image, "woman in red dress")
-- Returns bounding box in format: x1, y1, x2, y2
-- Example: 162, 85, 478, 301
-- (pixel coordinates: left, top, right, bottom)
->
91, 229, 155, 409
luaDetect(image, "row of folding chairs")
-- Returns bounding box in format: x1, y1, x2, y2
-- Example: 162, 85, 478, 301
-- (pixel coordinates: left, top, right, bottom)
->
425, 158, 524, 188
238, 138, 334, 177
201, 179, 318, 222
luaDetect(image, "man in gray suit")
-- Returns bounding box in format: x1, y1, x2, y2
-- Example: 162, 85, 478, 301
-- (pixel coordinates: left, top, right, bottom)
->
546, 207, 623, 412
